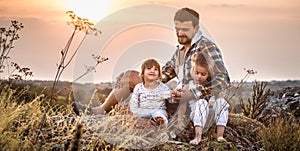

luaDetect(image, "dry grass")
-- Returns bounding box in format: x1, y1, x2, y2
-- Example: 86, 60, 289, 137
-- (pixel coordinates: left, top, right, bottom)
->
259, 116, 300, 151
1, 83, 299, 150
0, 85, 172, 150
0, 85, 43, 150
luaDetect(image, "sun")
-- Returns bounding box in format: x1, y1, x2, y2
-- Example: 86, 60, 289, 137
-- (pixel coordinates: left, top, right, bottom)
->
62, 0, 116, 22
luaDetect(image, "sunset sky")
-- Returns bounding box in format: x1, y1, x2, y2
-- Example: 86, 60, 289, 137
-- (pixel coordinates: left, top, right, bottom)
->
0, 0, 299, 83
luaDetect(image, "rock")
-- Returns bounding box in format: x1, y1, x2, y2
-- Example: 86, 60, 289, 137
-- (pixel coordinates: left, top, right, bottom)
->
260, 86, 300, 126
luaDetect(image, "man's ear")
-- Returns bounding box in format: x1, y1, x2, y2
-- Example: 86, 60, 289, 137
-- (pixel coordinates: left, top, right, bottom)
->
195, 25, 200, 32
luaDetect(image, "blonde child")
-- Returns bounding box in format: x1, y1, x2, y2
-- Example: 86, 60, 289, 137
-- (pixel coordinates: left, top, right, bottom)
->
177, 52, 229, 145
130, 59, 172, 126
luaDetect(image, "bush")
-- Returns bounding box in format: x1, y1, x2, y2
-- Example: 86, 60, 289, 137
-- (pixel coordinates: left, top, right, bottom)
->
240, 81, 271, 120
259, 116, 300, 151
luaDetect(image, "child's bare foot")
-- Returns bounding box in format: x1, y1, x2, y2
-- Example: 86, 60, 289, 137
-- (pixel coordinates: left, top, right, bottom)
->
217, 137, 227, 142
190, 126, 203, 145
189, 137, 201, 145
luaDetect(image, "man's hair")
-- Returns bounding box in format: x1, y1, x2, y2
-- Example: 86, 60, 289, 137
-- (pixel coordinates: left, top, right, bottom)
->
174, 7, 199, 27
140, 59, 162, 82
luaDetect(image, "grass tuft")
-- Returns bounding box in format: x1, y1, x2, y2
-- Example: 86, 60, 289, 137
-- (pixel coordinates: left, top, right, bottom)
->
259, 116, 300, 151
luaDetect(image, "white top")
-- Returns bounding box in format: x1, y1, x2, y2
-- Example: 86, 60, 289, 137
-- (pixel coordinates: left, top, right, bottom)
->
130, 82, 172, 113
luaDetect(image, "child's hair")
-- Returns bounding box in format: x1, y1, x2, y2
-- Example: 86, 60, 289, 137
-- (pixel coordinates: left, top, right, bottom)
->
140, 59, 162, 83
191, 52, 211, 82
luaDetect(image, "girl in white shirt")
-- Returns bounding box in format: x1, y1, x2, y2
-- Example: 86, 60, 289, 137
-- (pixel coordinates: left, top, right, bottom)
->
130, 59, 172, 126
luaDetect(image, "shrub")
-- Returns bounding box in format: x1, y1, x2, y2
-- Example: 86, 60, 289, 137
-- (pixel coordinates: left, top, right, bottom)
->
240, 81, 271, 120
259, 116, 300, 151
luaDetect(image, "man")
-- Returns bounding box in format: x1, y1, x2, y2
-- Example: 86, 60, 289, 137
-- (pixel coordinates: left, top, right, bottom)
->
160, 8, 230, 145
73, 7, 230, 134
164, 7, 230, 103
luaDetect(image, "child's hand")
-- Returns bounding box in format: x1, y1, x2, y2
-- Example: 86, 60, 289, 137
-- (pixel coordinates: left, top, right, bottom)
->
171, 88, 182, 103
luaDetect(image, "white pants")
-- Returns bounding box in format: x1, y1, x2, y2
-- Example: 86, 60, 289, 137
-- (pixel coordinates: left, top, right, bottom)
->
189, 96, 229, 127
134, 108, 168, 124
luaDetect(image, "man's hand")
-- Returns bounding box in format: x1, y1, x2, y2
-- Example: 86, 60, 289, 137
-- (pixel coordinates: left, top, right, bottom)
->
171, 84, 195, 102
171, 88, 182, 103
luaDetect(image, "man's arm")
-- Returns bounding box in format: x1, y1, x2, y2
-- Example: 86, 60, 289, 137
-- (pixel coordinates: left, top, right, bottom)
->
129, 85, 140, 115
161, 50, 178, 83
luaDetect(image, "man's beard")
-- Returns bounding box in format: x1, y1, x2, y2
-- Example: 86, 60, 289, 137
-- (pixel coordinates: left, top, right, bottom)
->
177, 36, 192, 45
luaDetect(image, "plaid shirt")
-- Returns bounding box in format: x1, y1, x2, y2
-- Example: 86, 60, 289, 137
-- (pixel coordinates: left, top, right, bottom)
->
162, 31, 230, 99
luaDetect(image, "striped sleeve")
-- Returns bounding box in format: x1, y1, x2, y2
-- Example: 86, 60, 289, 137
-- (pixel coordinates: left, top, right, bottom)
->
162, 48, 179, 83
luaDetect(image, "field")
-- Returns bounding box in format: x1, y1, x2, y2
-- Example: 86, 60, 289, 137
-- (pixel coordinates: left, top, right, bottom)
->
0, 80, 299, 150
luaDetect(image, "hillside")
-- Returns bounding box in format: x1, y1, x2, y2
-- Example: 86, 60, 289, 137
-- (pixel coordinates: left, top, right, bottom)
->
0, 79, 299, 150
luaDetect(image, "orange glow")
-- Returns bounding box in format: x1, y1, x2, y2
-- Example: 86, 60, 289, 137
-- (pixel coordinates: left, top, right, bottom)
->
61, 0, 117, 22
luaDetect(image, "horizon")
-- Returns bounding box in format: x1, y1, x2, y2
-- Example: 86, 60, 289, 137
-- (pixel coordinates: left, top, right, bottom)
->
2, 78, 300, 85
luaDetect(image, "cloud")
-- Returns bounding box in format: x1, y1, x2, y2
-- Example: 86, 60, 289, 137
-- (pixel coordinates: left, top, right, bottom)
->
0, 0, 66, 23
209, 3, 245, 8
